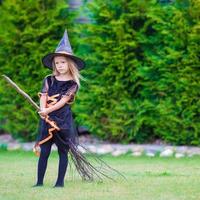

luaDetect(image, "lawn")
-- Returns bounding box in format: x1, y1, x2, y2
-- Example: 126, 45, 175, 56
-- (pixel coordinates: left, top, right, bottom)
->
0, 150, 200, 200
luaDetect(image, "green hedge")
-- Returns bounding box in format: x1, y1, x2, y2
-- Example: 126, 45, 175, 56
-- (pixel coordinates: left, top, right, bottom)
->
0, 0, 200, 145
0, 0, 80, 141
74, 0, 200, 145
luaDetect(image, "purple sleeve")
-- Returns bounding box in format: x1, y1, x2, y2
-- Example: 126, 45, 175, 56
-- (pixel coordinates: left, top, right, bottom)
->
40, 77, 49, 95
61, 82, 78, 103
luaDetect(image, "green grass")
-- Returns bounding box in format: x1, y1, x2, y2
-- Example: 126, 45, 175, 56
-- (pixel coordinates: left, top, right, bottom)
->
0, 150, 200, 200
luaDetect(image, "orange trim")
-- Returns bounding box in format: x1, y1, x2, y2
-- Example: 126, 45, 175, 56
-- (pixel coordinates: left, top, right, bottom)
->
38, 92, 60, 107
46, 94, 59, 107
38, 92, 47, 98
33, 115, 60, 157
34, 92, 76, 156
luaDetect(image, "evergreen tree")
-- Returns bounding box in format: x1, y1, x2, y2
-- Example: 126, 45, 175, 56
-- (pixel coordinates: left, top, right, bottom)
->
0, 0, 199, 145
76, 0, 200, 145
0, 0, 78, 141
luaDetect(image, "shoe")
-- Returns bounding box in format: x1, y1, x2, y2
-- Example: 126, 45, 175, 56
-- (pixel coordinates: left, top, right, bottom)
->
32, 183, 43, 187
53, 183, 64, 188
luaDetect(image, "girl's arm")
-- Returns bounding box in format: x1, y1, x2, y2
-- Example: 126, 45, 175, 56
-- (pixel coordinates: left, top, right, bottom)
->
48, 95, 71, 112
39, 82, 78, 116
39, 95, 71, 116
38, 77, 49, 118
40, 95, 47, 110
38, 94, 48, 119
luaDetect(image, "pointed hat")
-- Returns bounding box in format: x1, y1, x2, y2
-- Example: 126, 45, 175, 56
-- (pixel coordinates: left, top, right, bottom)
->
42, 30, 85, 70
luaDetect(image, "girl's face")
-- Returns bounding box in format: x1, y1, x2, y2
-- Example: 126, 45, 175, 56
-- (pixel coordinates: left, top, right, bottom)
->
54, 56, 69, 75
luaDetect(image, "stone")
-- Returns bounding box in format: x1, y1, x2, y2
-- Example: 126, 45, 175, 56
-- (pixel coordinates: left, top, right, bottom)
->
112, 149, 127, 156
21, 142, 35, 151
143, 145, 164, 153
79, 134, 104, 144
176, 146, 188, 154
51, 144, 57, 151
131, 146, 144, 153
87, 145, 97, 153
7, 142, 21, 151
77, 145, 86, 154
132, 151, 143, 156
146, 152, 155, 157
186, 147, 200, 157
160, 149, 174, 157
96, 144, 113, 155
131, 145, 144, 157
175, 153, 185, 158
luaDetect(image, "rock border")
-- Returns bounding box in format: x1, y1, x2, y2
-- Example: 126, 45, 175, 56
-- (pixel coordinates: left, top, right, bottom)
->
1, 134, 200, 158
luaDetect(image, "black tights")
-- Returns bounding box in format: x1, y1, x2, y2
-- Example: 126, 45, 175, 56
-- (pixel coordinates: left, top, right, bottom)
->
36, 133, 69, 186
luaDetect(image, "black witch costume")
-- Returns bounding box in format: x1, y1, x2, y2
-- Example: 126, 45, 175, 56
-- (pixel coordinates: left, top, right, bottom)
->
34, 30, 126, 186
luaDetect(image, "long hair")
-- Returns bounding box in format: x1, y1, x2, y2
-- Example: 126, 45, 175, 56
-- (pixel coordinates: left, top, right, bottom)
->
51, 56, 85, 89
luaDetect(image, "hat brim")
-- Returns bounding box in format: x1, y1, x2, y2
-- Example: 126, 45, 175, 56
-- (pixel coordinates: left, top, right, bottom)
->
42, 52, 85, 70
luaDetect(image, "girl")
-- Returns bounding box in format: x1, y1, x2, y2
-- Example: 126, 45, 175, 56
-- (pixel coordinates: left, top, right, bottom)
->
33, 30, 125, 188
33, 30, 85, 187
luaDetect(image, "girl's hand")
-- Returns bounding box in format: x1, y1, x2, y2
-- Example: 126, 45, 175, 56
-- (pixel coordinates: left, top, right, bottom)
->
38, 108, 50, 119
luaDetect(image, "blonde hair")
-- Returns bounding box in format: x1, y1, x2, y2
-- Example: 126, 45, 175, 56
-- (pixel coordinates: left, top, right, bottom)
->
51, 56, 85, 89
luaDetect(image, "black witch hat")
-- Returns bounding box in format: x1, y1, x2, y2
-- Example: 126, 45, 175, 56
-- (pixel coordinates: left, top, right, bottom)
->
42, 29, 85, 70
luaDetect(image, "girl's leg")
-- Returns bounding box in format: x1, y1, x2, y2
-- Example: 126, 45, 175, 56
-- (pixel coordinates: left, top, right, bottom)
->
36, 140, 52, 185
54, 133, 69, 187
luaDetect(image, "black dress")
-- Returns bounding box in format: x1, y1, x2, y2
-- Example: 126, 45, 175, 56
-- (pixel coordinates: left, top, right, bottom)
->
37, 75, 79, 145
36, 75, 125, 182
